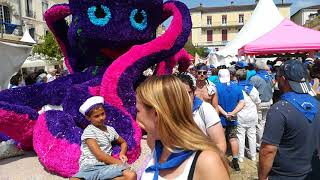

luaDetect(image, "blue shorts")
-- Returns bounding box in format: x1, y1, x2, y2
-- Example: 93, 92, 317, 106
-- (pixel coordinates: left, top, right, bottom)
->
73, 164, 126, 180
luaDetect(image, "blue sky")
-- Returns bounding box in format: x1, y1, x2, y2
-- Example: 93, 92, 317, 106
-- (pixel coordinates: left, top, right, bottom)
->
163, 0, 319, 27
176, 0, 319, 15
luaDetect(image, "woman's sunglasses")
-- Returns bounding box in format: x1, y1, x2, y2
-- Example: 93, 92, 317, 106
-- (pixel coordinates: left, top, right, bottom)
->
197, 71, 208, 75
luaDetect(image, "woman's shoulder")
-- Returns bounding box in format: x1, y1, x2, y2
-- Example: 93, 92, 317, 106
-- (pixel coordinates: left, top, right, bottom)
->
197, 150, 222, 165
195, 150, 229, 179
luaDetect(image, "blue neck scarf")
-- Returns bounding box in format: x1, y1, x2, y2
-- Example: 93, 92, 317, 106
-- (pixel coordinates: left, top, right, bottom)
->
238, 80, 254, 94
257, 70, 272, 82
192, 96, 203, 112
246, 70, 256, 81
281, 92, 319, 122
145, 141, 194, 180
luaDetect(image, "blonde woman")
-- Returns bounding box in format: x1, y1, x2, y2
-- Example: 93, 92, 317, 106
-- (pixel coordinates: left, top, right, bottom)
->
136, 75, 229, 180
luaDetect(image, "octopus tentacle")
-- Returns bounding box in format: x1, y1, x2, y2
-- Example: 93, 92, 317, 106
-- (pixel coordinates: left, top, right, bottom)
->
156, 48, 192, 75
44, 4, 73, 72
34, 111, 82, 177
0, 102, 36, 150
100, 1, 191, 114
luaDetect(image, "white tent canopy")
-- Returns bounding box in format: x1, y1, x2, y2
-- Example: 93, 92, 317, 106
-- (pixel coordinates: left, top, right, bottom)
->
20, 27, 36, 44
215, 0, 284, 58
21, 59, 47, 68
0, 41, 32, 90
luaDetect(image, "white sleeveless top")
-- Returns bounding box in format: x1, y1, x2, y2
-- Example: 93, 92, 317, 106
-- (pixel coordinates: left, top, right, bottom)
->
140, 152, 197, 180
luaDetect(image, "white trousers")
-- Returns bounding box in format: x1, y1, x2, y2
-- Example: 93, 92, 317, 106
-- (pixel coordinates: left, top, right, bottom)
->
256, 101, 272, 147
237, 125, 256, 158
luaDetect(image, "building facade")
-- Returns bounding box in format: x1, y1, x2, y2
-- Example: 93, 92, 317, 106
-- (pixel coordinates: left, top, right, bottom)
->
190, 3, 291, 51
0, 0, 67, 42
304, 9, 320, 31
291, 5, 320, 26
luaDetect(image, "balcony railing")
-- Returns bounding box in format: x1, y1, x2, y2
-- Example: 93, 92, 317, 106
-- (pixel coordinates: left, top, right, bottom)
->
25, 10, 36, 19
202, 21, 246, 28
0, 22, 23, 38
201, 40, 229, 46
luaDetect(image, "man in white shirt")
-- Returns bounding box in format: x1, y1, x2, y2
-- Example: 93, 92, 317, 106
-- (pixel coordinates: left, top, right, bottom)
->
236, 69, 261, 162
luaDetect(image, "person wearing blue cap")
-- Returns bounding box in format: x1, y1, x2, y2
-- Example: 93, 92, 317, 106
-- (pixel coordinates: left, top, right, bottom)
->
235, 61, 248, 70
195, 63, 219, 113
259, 60, 320, 180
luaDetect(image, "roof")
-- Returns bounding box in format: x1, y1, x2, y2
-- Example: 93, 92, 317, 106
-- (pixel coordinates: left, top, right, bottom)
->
300, 5, 320, 10
292, 5, 320, 17
190, 3, 291, 13
239, 19, 320, 56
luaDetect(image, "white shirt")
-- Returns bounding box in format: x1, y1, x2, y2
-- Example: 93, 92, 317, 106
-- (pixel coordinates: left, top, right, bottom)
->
47, 74, 56, 82
141, 152, 196, 180
79, 124, 119, 168
237, 87, 261, 127
193, 101, 220, 135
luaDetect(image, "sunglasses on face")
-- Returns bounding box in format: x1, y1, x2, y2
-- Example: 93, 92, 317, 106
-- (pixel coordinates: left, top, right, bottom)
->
197, 71, 207, 75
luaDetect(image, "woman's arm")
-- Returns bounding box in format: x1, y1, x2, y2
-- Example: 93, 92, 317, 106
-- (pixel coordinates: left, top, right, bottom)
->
195, 150, 230, 180
207, 123, 226, 154
86, 138, 122, 165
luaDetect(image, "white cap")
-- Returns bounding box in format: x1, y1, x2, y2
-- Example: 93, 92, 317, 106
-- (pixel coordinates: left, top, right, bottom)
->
79, 96, 104, 116
218, 69, 230, 83
274, 61, 283, 67
306, 58, 314, 62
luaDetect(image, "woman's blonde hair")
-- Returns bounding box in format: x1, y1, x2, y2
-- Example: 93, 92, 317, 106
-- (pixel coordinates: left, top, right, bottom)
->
136, 75, 228, 170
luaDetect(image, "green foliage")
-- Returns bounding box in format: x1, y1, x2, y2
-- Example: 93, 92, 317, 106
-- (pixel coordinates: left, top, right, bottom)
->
184, 39, 209, 57
32, 32, 63, 61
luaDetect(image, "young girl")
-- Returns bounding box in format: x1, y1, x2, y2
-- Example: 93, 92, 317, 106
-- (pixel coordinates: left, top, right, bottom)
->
136, 75, 229, 180
71, 96, 136, 180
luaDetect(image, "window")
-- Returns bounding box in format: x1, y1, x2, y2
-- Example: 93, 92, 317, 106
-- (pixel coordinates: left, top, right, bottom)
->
42, 0, 48, 18
215, 48, 219, 52
222, 29, 228, 41
207, 30, 213, 42
207, 16, 212, 25
26, 0, 34, 18
239, 14, 244, 23
29, 27, 35, 39
0, 5, 11, 23
222, 15, 227, 25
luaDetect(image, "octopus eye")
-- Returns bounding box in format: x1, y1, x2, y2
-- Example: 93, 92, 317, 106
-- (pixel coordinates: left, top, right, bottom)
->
130, 9, 147, 31
87, 5, 111, 26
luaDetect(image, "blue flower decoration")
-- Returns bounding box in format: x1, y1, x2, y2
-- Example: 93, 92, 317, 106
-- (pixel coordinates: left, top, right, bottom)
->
87, 5, 111, 27
130, 9, 147, 31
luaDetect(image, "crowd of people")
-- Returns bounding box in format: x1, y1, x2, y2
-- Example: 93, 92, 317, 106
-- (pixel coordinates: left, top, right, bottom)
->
69, 57, 320, 180
7, 67, 66, 89
1, 57, 320, 180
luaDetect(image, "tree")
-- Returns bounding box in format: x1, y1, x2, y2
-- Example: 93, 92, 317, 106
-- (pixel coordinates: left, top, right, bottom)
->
184, 39, 209, 57
32, 32, 63, 62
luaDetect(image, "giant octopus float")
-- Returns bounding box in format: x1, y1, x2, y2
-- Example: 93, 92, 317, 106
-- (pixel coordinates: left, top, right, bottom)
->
0, 0, 191, 177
